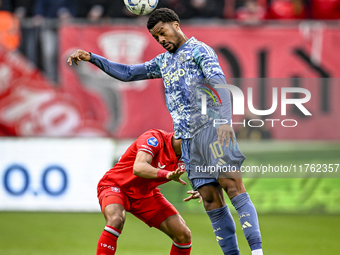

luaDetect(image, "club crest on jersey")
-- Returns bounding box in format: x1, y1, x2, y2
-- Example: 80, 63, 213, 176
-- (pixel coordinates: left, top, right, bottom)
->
178, 161, 186, 170
178, 52, 187, 63
111, 187, 120, 193
147, 137, 159, 147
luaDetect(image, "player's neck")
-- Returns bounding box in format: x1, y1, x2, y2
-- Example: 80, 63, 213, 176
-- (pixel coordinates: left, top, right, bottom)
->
178, 33, 188, 48
171, 137, 182, 156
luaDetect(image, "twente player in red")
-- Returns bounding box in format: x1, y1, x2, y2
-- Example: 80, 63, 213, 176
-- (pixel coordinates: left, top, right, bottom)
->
96, 129, 201, 255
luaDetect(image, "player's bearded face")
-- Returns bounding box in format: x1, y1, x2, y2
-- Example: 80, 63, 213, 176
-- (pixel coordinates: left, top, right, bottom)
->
150, 22, 183, 53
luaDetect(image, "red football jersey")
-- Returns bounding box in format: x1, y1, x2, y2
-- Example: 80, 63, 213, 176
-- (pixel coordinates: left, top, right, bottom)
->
98, 129, 183, 199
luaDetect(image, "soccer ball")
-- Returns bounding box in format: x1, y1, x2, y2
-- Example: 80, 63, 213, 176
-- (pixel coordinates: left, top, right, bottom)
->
124, 0, 158, 15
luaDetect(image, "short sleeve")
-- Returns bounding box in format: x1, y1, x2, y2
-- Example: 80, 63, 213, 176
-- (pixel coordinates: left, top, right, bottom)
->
136, 132, 162, 157
144, 54, 164, 79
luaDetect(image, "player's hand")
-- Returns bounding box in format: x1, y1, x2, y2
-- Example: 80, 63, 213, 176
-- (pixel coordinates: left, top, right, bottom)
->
217, 124, 235, 148
183, 190, 202, 203
166, 168, 186, 185
67, 49, 91, 66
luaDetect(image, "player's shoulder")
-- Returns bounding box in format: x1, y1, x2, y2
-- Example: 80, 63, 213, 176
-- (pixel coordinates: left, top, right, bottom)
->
138, 129, 173, 147
187, 37, 214, 50
186, 37, 216, 59
145, 52, 166, 65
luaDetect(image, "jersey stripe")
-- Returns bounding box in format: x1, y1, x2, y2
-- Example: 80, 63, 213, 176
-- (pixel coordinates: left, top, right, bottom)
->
199, 42, 215, 57
138, 148, 155, 157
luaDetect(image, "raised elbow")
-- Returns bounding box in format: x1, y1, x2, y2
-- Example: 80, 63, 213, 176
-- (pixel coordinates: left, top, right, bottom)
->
133, 164, 141, 176
123, 73, 136, 82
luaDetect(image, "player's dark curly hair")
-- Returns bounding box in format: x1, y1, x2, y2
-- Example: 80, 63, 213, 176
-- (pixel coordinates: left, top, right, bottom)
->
147, 8, 180, 30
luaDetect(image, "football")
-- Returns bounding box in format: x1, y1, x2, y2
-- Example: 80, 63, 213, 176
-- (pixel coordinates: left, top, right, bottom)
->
124, 0, 158, 15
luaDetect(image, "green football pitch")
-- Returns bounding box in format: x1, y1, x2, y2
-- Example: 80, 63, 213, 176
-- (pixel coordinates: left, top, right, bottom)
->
1, 141, 339, 254
0, 211, 340, 255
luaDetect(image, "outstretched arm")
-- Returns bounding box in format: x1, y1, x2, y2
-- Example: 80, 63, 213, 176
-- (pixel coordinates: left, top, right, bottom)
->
67, 49, 149, 82
133, 151, 186, 185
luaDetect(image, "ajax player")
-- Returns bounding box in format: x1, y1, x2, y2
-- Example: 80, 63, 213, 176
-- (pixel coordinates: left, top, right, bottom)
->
96, 129, 200, 255
68, 8, 263, 255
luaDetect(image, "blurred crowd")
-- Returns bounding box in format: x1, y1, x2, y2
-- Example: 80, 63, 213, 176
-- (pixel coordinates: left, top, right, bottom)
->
1, 0, 339, 82
2, 0, 340, 20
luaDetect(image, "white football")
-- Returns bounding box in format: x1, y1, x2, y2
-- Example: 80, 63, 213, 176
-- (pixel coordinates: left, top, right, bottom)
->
124, 0, 158, 15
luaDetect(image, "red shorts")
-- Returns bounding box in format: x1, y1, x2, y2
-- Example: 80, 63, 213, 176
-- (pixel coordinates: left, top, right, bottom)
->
98, 185, 179, 229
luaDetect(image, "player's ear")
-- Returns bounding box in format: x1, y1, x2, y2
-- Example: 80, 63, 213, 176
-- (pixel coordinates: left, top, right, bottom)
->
172, 21, 180, 31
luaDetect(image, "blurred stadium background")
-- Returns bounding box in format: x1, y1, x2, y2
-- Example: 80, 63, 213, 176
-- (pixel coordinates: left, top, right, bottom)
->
1, 0, 340, 254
